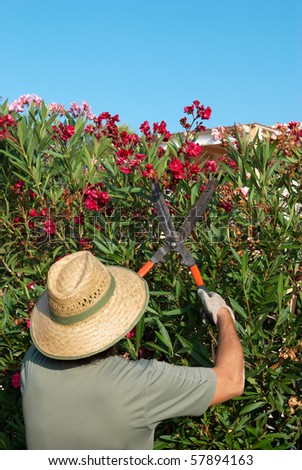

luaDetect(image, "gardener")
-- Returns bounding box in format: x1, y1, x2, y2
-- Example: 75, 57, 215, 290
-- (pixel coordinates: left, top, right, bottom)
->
21, 251, 244, 450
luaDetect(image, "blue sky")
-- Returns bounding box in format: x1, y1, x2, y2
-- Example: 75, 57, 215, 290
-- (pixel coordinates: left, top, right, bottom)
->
2, 0, 301, 132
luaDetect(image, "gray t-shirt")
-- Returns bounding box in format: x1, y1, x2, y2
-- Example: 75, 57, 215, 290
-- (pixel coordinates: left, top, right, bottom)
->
21, 345, 216, 450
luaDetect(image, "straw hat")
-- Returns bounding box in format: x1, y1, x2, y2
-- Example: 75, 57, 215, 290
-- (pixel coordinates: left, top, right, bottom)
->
30, 251, 149, 360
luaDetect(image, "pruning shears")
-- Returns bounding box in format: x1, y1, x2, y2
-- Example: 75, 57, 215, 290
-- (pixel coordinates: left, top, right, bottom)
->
137, 178, 216, 290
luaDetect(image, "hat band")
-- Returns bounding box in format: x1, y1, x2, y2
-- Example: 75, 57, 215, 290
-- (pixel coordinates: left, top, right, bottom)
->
49, 274, 116, 325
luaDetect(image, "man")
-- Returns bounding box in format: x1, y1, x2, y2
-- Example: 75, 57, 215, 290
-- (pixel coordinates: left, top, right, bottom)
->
21, 251, 244, 450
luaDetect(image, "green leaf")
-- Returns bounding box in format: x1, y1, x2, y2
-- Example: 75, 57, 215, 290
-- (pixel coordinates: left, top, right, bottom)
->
154, 318, 173, 353
239, 401, 266, 415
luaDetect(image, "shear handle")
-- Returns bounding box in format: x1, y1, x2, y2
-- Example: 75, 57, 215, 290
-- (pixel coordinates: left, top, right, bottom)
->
137, 260, 154, 278
190, 264, 208, 292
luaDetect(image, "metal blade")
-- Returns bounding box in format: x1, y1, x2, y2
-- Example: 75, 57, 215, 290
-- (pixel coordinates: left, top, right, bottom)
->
178, 177, 216, 242
151, 181, 178, 240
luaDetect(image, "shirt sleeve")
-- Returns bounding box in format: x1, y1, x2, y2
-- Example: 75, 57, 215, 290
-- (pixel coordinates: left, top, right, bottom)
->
142, 359, 217, 427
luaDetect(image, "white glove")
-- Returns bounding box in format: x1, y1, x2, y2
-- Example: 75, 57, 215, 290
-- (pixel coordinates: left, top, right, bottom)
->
198, 288, 235, 325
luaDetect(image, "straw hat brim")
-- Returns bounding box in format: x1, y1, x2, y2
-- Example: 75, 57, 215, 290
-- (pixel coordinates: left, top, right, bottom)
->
30, 266, 149, 360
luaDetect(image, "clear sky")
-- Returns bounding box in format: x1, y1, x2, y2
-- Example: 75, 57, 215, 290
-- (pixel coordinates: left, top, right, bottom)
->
1, 0, 301, 132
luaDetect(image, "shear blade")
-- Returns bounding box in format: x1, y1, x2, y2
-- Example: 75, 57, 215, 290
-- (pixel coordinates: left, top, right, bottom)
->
178, 177, 216, 241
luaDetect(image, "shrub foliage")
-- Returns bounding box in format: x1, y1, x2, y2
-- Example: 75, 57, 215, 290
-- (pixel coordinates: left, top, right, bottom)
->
0, 96, 301, 449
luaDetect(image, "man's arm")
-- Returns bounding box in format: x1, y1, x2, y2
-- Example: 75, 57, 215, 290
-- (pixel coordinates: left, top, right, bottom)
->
210, 308, 245, 405
198, 290, 245, 405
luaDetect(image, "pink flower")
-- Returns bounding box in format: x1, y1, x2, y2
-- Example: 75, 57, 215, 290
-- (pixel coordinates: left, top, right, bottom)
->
26, 319, 31, 329
49, 102, 65, 115
8, 94, 42, 113
240, 186, 249, 199
11, 372, 21, 389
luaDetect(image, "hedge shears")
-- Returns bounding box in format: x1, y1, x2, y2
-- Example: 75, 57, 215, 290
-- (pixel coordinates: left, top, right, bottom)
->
137, 178, 216, 290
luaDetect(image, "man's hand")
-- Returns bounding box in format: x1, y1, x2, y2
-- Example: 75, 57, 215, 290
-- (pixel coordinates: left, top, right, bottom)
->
198, 288, 235, 325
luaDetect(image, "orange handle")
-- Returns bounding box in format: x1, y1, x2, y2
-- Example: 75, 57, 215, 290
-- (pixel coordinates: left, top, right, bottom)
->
137, 260, 154, 278
190, 264, 205, 288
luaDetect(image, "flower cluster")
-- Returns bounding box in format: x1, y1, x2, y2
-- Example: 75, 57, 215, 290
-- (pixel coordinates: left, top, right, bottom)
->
0, 114, 18, 140
68, 101, 95, 120
84, 183, 110, 211
52, 123, 75, 142
85, 111, 120, 141
140, 120, 171, 142
115, 148, 147, 174
8, 94, 42, 113
180, 100, 212, 132
48, 102, 66, 116
271, 121, 302, 155
28, 206, 56, 235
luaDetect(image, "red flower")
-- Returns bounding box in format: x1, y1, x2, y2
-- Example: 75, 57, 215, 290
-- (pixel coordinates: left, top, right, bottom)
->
125, 326, 136, 339
185, 142, 203, 158
80, 237, 89, 247
188, 163, 202, 178
140, 120, 151, 136
29, 208, 38, 217
221, 201, 233, 212
52, 123, 75, 142
84, 184, 110, 211
85, 124, 94, 134
11, 180, 24, 193
74, 215, 84, 225
43, 219, 56, 235
201, 106, 212, 120
26, 281, 36, 290
11, 372, 21, 389
119, 165, 132, 174
169, 158, 185, 179
0, 114, 18, 140
13, 216, 22, 225
136, 153, 147, 162
184, 105, 194, 115
39, 207, 49, 216
205, 160, 217, 173
153, 120, 171, 140
142, 163, 156, 178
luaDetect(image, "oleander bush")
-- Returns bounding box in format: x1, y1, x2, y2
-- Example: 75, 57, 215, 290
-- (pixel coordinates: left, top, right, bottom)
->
0, 96, 301, 449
